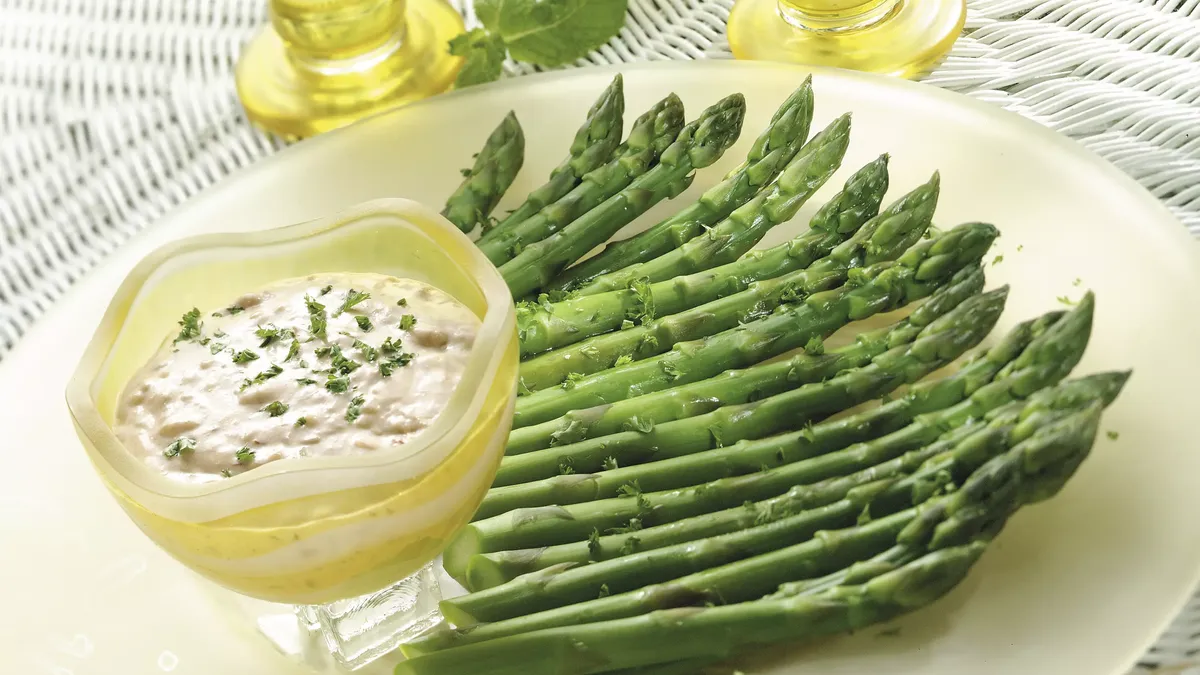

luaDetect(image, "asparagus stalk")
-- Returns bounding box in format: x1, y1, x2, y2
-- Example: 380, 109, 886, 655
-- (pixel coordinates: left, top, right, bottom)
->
493, 284, 1004, 490
550, 79, 815, 290
445, 298, 1091, 580
477, 75, 625, 241
517, 155, 890, 358
442, 112, 525, 233
500, 95, 748, 298
512, 221, 999, 428
404, 398, 1111, 668
567, 113, 852, 298
507, 257, 979, 456
401, 543, 987, 675
478, 93, 684, 266
518, 174, 940, 391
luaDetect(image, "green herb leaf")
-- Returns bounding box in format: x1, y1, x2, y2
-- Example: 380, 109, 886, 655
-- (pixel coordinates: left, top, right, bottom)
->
613, 354, 634, 367
355, 315, 374, 332
474, 0, 627, 67
210, 342, 227, 355
597, 583, 611, 599
294, 417, 307, 427
804, 335, 825, 356
240, 364, 284, 390
225, 305, 245, 315
397, 298, 408, 307
587, 528, 601, 557
221, 469, 233, 478
174, 308, 202, 344
380, 337, 403, 354
262, 401, 289, 417
449, 28, 507, 88
379, 353, 414, 377
601, 456, 619, 471
399, 314, 417, 330
325, 376, 350, 393
337, 289, 371, 316
345, 395, 366, 423
296, 377, 318, 386
1107, 430, 1119, 440
561, 371, 586, 390
352, 339, 379, 362
231, 349, 259, 364
162, 437, 196, 458
255, 324, 295, 347
319, 285, 333, 296
305, 295, 328, 340
618, 535, 641, 557
607, 517, 642, 535
285, 339, 301, 362
557, 458, 575, 475
628, 277, 655, 323
235, 447, 256, 464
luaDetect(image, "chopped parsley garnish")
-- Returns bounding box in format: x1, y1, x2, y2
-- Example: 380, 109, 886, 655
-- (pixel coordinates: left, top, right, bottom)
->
285, 339, 301, 362
174, 308, 202, 344
304, 295, 328, 340
262, 401, 289, 417
209, 342, 227, 355
235, 447, 255, 464
399, 314, 417, 330
396, 298, 408, 307
213, 330, 227, 338
561, 372, 586, 390
255, 324, 295, 347
613, 354, 634, 367
294, 417, 307, 427
804, 335, 825, 356
162, 437, 196, 458
380, 337, 402, 353
355, 315, 373, 332
240, 364, 283, 390
379, 353, 414, 377
226, 305, 245, 315
352, 339, 379, 362
325, 376, 350, 393
231, 349, 259, 364
345, 395, 365, 423
296, 377, 318, 386
319, 285, 333, 296
315, 344, 361, 375
220, 469, 232, 478
336, 289, 370, 316
1107, 430, 1119, 440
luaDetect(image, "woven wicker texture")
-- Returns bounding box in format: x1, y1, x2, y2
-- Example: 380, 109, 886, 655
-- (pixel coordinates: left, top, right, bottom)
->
0, 1, 1198, 669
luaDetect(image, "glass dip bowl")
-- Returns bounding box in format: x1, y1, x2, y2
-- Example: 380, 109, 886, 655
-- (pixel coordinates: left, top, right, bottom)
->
65, 198, 517, 669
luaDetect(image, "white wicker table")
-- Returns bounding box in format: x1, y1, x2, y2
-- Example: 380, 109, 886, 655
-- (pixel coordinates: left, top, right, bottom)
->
1, 0, 1198, 670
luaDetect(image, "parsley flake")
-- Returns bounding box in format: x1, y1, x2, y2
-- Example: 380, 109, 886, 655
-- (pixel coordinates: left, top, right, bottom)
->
220, 469, 232, 478
174, 308, 202, 344
325, 376, 350, 393
305, 295, 328, 339
353, 339, 379, 362
294, 417, 307, 427
255, 324, 295, 348
285, 339, 301, 361
162, 437, 196, 458
241, 364, 283, 390
319, 285, 333, 296
355, 315, 374, 332
231, 349, 259, 364
380, 353, 414, 377
336, 289, 370, 316
397, 298, 408, 307
380, 337, 402, 353
296, 377, 318, 386
399, 314, 417, 330
345, 395, 366, 423
235, 447, 255, 464
262, 401, 289, 417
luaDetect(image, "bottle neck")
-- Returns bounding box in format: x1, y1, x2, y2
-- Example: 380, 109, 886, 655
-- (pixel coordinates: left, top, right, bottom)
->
270, 0, 408, 71
776, 0, 899, 32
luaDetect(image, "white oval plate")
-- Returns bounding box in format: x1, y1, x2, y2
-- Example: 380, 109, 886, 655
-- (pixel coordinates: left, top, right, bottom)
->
2, 61, 1198, 675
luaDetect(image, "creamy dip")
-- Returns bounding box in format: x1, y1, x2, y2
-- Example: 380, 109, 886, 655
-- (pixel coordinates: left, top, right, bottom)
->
114, 273, 480, 483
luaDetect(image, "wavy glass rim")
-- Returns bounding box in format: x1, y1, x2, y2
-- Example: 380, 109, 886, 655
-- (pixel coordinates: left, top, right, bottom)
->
65, 197, 515, 506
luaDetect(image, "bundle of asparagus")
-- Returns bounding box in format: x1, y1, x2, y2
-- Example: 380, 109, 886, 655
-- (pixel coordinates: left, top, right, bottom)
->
424, 76, 1129, 674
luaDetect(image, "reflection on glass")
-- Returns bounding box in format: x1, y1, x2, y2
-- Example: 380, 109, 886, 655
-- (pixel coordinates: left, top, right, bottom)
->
236, 0, 465, 138
727, 0, 966, 78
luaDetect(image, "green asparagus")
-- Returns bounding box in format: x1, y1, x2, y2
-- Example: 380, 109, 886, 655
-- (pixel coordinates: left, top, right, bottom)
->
404, 396, 1109, 669
479, 93, 684, 266
568, 113, 852, 297
518, 173, 940, 390
500, 95, 748, 297
493, 284, 1003, 491
477, 75, 625, 242
445, 298, 1091, 580
512, 221, 998, 428
442, 111, 525, 233
517, 155, 890, 358
550, 79, 815, 289
507, 256, 978, 457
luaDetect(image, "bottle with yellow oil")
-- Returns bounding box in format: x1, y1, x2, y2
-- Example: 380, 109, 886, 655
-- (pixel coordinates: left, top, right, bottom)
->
727, 0, 966, 78
236, 0, 465, 138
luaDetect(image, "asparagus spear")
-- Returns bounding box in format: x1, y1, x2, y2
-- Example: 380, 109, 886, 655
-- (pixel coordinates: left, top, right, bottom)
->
477, 75, 625, 241
478, 93, 684, 266
517, 155, 890, 358
445, 299, 1091, 580
500, 95, 748, 298
442, 111, 525, 233
518, 174, 940, 391
402, 544, 986, 675
507, 258, 979, 456
567, 113, 852, 298
493, 284, 1003, 489
400, 398, 1104, 667
512, 221, 998, 428
550, 79, 815, 289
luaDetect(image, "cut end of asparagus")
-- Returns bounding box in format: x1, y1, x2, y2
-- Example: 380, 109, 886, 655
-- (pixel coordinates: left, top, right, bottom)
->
465, 548, 546, 591
443, 525, 485, 586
